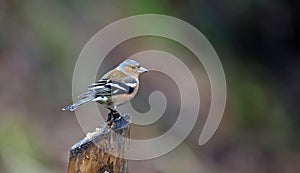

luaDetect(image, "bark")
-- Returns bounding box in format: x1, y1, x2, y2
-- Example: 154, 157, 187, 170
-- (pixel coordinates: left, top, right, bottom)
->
67, 114, 131, 173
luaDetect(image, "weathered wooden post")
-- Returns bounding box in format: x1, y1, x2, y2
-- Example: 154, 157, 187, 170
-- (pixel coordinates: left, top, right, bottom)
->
66, 114, 131, 173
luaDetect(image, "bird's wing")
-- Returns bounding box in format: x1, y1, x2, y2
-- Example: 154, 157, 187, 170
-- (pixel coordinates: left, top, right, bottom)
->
88, 76, 137, 96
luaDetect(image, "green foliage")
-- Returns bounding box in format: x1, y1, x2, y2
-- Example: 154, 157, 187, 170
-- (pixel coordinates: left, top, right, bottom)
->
126, 0, 170, 15
0, 115, 53, 173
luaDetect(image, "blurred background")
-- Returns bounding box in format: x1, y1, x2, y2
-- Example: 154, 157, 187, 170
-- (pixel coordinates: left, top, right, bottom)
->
0, 0, 299, 173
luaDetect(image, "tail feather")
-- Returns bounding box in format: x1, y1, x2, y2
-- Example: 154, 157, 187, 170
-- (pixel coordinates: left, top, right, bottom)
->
78, 91, 93, 99
62, 96, 93, 111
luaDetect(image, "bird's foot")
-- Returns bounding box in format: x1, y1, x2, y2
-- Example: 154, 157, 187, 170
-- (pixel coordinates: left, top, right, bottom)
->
106, 108, 121, 128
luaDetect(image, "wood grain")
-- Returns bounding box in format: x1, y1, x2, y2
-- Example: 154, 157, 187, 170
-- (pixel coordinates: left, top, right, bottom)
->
67, 114, 131, 173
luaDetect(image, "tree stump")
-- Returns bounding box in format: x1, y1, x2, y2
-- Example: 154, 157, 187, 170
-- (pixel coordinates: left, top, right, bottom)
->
67, 114, 131, 173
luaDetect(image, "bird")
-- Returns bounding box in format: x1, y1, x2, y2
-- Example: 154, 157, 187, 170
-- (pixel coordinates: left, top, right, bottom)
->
62, 59, 148, 122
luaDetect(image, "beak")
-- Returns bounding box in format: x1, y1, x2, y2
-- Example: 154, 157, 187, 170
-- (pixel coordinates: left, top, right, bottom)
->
138, 66, 148, 73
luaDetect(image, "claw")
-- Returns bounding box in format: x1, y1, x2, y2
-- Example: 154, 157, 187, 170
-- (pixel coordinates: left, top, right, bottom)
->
106, 108, 120, 128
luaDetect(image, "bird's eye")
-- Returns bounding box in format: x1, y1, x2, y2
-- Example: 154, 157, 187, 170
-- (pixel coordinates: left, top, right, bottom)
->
131, 66, 135, 69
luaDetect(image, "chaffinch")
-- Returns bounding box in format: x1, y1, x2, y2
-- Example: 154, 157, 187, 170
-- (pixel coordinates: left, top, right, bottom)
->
62, 60, 148, 116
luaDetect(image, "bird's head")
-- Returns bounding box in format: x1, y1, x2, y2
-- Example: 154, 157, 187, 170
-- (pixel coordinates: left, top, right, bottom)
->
117, 59, 148, 78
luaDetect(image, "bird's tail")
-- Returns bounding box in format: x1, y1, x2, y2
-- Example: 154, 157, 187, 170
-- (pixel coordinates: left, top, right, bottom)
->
62, 96, 93, 111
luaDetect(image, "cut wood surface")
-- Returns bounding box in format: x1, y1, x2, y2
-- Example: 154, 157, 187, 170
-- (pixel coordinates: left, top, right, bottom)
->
67, 114, 131, 173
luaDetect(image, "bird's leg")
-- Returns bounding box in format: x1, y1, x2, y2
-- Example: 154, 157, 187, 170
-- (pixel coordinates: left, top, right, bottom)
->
106, 108, 113, 126
107, 112, 112, 123
109, 108, 120, 119
107, 108, 120, 128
